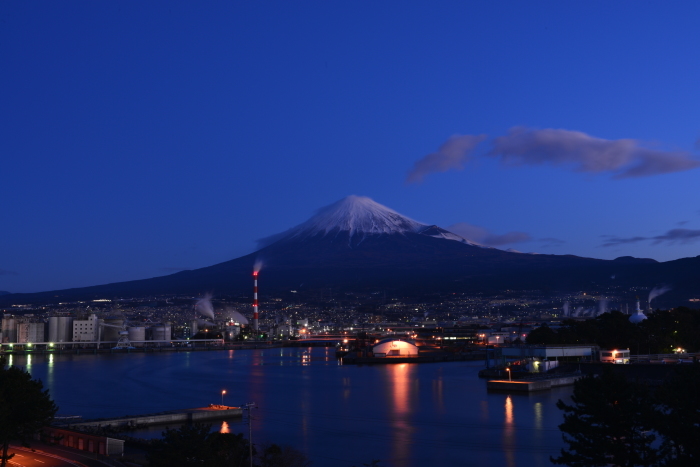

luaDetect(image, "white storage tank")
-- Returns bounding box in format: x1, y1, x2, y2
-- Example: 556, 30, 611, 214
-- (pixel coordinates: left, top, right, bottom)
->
128, 326, 146, 347
48, 317, 59, 342
57, 317, 74, 342
49, 316, 74, 343
151, 324, 172, 342
1, 317, 17, 343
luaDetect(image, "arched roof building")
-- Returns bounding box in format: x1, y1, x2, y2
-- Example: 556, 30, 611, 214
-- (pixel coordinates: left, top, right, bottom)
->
372, 338, 418, 357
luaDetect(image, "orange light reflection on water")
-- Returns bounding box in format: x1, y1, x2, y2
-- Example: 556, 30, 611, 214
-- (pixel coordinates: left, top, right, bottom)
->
220, 421, 230, 433
503, 396, 515, 467
505, 396, 514, 425
388, 363, 416, 464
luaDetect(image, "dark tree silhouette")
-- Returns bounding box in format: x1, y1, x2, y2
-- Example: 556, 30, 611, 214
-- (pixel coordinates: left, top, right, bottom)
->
0, 356, 58, 467
552, 369, 657, 467
148, 424, 251, 467
655, 364, 700, 466
258, 443, 311, 467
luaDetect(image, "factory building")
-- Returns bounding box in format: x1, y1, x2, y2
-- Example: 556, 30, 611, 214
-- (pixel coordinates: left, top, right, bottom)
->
72, 314, 101, 342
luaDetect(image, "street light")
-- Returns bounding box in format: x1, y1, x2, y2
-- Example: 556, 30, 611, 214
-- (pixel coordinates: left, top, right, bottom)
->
221, 390, 226, 406
506, 367, 512, 382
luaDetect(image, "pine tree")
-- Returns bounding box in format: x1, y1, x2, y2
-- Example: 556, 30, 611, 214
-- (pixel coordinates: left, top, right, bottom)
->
655, 364, 700, 466
0, 356, 58, 467
552, 369, 657, 467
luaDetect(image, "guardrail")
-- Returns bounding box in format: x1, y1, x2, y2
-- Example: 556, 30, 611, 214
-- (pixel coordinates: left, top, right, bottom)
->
630, 353, 699, 363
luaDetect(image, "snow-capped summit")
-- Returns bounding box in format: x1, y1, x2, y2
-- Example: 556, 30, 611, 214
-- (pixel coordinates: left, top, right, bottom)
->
258, 195, 487, 249
259, 196, 428, 246
302, 195, 427, 235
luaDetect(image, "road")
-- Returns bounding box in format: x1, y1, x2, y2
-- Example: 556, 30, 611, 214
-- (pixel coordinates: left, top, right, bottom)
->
8, 445, 115, 467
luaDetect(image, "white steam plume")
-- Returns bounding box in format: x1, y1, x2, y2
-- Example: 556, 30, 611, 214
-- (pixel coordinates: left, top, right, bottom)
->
648, 285, 672, 306
195, 293, 215, 320
254, 259, 264, 274
598, 299, 608, 316
562, 301, 570, 317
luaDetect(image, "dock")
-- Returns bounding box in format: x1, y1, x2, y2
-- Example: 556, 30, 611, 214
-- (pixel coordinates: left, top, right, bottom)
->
487, 374, 582, 392
342, 350, 485, 365
60, 406, 242, 429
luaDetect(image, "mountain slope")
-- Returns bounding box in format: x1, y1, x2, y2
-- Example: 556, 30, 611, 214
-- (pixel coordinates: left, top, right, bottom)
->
2, 195, 698, 304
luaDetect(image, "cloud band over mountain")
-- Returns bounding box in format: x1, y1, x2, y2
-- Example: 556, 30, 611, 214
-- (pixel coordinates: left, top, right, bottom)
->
407, 127, 700, 182
447, 222, 532, 247
601, 228, 700, 247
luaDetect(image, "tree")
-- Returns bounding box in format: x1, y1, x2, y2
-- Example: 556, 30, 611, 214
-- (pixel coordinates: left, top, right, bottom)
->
654, 364, 700, 466
525, 323, 557, 345
0, 356, 58, 467
258, 443, 311, 467
552, 369, 658, 467
147, 424, 251, 467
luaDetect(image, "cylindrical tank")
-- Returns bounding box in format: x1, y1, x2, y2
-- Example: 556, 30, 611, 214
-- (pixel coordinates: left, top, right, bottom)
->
48, 317, 59, 342
1, 318, 17, 343
151, 325, 172, 342
128, 326, 146, 347
56, 317, 73, 342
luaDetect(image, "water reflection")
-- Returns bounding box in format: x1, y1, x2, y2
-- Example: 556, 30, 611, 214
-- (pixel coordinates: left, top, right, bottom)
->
432, 377, 444, 413
26, 354, 32, 370
503, 396, 515, 467
389, 364, 416, 464
505, 396, 514, 425
480, 400, 489, 422
534, 402, 542, 431
47, 354, 55, 387
220, 421, 230, 433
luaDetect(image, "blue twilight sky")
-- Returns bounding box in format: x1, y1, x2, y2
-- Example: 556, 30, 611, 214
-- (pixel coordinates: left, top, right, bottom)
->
2, 1, 700, 293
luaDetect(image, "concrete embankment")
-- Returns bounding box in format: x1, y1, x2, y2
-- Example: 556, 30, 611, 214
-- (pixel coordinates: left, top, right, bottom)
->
61, 406, 242, 429
1, 341, 337, 356
342, 351, 485, 365
487, 375, 581, 392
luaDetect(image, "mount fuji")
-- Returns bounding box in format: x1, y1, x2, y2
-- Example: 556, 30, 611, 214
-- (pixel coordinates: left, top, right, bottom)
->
257, 195, 484, 249
3, 195, 700, 304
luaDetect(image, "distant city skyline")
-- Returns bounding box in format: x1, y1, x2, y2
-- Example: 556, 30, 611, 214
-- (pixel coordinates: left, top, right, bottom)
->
3, 1, 700, 293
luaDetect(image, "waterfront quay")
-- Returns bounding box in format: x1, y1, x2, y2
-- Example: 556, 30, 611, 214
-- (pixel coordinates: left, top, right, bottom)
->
61, 406, 242, 430
0, 339, 340, 355
487, 373, 582, 392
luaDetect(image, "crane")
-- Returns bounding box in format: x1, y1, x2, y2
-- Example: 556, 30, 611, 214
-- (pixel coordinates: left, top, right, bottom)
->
97, 320, 135, 350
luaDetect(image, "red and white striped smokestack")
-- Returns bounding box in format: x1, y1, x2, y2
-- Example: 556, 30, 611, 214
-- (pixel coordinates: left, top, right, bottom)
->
252, 271, 259, 331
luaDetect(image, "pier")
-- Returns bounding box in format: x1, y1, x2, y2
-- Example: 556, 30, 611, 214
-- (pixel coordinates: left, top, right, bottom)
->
486, 373, 582, 392
60, 406, 242, 429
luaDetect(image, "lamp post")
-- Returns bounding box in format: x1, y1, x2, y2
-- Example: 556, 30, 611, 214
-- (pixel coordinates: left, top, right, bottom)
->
221, 390, 226, 406
506, 367, 511, 382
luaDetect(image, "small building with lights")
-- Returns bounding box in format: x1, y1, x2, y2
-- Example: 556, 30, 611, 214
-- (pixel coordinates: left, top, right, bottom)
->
599, 349, 630, 364
493, 344, 599, 372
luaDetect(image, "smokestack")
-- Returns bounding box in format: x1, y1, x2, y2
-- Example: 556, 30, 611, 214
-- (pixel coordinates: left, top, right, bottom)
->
253, 271, 259, 332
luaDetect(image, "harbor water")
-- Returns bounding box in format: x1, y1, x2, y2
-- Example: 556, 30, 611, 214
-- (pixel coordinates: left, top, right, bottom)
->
6, 347, 571, 467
